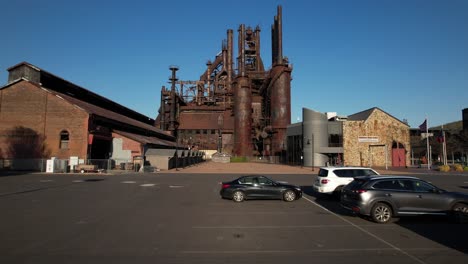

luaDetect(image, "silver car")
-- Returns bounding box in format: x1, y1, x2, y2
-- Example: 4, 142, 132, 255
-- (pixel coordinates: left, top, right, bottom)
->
341, 175, 468, 223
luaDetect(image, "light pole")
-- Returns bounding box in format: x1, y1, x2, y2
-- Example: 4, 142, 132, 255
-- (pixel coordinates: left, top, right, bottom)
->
300, 137, 304, 168
175, 128, 179, 171
217, 114, 223, 153
307, 133, 314, 171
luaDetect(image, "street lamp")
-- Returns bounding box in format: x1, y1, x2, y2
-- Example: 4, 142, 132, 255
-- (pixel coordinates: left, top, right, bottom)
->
307, 133, 314, 171
173, 123, 180, 171
217, 114, 223, 153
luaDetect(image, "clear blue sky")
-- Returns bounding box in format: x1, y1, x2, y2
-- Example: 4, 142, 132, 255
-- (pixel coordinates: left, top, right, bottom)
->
1, 0, 467, 128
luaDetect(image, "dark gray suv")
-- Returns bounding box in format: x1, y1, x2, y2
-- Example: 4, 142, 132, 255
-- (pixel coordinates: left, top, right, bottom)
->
341, 176, 468, 223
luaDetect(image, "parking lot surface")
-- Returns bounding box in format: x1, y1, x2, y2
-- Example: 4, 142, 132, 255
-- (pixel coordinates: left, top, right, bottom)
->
0, 163, 467, 264
161, 161, 429, 175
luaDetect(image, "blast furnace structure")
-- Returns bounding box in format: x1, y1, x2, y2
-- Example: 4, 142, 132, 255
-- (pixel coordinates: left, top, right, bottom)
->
155, 6, 292, 159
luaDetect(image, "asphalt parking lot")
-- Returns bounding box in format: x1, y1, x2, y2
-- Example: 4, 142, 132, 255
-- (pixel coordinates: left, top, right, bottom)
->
0, 170, 467, 264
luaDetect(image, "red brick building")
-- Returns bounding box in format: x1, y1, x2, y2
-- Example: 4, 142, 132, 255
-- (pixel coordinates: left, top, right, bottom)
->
0, 62, 177, 170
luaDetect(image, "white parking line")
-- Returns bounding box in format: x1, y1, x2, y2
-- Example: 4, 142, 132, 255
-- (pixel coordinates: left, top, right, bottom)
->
193, 224, 374, 229
39, 180, 54, 182
72, 180, 84, 183
169, 185, 184, 188
182, 247, 449, 254
121, 181, 136, 184
140, 184, 156, 187
302, 196, 427, 264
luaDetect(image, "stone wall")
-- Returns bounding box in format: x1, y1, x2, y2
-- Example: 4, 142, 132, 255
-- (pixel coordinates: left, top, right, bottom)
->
343, 109, 410, 167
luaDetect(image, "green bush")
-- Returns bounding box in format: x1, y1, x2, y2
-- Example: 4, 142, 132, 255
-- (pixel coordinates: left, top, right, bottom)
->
230, 156, 248, 163
464, 166, 468, 172
453, 164, 463, 172
438, 165, 451, 172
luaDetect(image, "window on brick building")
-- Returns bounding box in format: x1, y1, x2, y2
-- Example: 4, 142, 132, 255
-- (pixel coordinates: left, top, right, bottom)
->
60, 130, 69, 149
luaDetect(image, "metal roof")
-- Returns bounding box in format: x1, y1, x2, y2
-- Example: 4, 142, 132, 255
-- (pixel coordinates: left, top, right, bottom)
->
2, 78, 175, 143
113, 130, 175, 147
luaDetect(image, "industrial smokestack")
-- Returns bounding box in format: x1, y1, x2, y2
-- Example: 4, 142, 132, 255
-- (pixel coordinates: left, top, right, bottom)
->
159, 86, 166, 130
238, 24, 246, 77
234, 25, 252, 156
168, 65, 179, 133
227, 29, 233, 89
271, 5, 283, 65
206, 60, 212, 98
276, 5, 283, 65
255, 26, 261, 71
269, 5, 291, 155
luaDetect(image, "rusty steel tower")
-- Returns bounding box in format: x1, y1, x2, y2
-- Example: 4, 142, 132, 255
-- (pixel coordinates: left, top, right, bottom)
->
155, 6, 292, 158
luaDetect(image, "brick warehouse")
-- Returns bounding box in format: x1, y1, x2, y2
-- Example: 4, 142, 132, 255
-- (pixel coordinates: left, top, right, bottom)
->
0, 62, 188, 171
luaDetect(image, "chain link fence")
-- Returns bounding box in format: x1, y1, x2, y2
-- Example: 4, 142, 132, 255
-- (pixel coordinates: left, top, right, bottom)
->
0, 158, 140, 173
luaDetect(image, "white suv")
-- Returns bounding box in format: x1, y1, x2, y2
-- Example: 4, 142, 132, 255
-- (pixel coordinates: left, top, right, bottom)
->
313, 167, 379, 195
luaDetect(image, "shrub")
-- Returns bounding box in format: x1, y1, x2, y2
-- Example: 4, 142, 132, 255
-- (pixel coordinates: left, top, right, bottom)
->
438, 165, 451, 172
230, 156, 248, 163
453, 164, 463, 172
464, 166, 468, 172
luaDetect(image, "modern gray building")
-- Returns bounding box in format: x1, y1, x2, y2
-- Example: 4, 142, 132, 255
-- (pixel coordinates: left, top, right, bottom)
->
287, 108, 344, 167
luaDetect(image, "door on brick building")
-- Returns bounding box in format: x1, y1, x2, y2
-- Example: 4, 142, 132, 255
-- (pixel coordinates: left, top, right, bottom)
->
392, 142, 406, 167
89, 135, 112, 159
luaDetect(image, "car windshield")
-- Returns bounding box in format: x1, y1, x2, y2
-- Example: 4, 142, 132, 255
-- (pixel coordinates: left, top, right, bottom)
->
358, 169, 379, 176
346, 179, 368, 190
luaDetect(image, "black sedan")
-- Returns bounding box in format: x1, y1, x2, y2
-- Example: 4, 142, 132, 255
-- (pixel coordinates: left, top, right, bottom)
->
220, 175, 302, 202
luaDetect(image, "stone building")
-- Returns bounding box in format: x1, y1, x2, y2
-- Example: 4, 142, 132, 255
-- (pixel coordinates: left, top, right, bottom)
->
344, 107, 410, 167
287, 107, 410, 168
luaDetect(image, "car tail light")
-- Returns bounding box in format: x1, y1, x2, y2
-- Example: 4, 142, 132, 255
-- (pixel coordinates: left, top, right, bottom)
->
353, 189, 367, 194
221, 184, 230, 189
321, 179, 329, 184
352, 206, 360, 213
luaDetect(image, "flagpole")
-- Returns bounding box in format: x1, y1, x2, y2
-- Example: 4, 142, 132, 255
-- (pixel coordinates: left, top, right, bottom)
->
442, 126, 447, 165
426, 118, 430, 170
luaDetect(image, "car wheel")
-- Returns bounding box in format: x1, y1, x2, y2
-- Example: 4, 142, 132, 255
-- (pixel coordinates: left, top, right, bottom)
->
334, 185, 344, 193
371, 203, 392, 224
283, 190, 296, 202
232, 191, 245, 202
332, 186, 344, 199
452, 203, 468, 224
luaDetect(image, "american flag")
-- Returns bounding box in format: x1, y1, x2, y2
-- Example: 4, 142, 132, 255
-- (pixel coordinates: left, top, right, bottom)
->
419, 119, 427, 132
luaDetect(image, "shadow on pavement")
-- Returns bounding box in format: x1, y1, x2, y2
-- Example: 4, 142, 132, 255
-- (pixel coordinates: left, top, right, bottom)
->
0, 171, 35, 177
396, 216, 468, 254
300, 185, 355, 216
300, 185, 468, 255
